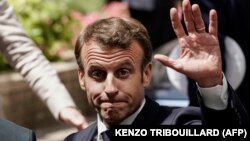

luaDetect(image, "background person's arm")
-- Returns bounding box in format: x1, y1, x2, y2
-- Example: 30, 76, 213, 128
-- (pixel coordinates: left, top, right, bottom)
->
0, 0, 88, 129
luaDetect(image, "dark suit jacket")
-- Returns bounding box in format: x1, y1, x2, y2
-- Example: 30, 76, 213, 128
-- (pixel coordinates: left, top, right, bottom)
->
64, 85, 249, 141
0, 119, 36, 141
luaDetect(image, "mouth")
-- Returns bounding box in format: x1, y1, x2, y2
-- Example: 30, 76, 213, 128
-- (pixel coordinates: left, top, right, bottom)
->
100, 101, 125, 108
101, 102, 113, 108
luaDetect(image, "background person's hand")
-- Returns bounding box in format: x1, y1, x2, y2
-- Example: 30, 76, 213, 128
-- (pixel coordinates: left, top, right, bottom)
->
59, 107, 88, 130
154, 0, 222, 88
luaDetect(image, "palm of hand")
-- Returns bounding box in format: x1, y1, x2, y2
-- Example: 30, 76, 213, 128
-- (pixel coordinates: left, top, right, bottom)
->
155, 0, 223, 87
177, 32, 221, 82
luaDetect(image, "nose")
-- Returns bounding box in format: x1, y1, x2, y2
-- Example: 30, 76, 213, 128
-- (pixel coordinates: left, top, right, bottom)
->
104, 74, 118, 96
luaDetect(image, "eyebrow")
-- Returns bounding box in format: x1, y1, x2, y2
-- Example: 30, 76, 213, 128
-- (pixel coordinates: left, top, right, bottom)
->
119, 60, 134, 67
88, 62, 105, 70
87, 60, 134, 70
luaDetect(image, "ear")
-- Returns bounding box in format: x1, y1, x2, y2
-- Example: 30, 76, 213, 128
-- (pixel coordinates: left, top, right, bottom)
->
143, 63, 152, 87
78, 69, 86, 91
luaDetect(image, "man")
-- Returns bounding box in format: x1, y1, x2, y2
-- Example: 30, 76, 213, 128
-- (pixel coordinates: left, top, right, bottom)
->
0, 0, 88, 129
0, 119, 36, 141
64, 0, 249, 140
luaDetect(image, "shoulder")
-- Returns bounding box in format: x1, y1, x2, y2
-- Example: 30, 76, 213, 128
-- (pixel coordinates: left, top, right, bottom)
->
64, 121, 97, 141
0, 119, 36, 141
161, 106, 202, 125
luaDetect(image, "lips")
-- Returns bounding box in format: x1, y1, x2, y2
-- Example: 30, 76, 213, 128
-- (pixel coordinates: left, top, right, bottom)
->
101, 102, 113, 108
100, 101, 125, 108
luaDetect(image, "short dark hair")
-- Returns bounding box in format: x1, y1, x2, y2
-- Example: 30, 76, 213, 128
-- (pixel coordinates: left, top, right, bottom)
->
75, 17, 153, 71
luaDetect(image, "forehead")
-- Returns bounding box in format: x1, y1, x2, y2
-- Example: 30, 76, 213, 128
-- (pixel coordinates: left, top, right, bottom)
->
81, 41, 144, 68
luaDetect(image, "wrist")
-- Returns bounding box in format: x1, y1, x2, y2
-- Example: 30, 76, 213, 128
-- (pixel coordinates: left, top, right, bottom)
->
197, 72, 223, 88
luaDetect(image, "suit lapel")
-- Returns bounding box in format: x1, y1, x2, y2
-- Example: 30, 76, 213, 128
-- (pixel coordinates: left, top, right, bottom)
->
74, 122, 97, 141
132, 96, 172, 125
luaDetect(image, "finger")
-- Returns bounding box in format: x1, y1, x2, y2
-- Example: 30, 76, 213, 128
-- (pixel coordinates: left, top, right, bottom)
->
208, 9, 218, 37
81, 116, 89, 129
69, 115, 88, 130
192, 4, 206, 33
73, 115, 89, 130
183, 0, 196, 33
70, 113, 89, 130
80, 120, 89, 129
59, 107, 89, 130
170, 8, 186, 38
154, 54, 182, 72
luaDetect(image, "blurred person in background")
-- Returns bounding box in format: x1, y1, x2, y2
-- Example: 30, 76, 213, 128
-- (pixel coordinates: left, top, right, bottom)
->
103, 0, 178, 50
0, 118, 36, 141
123, 0, 179, 50
0, 0, 88, 130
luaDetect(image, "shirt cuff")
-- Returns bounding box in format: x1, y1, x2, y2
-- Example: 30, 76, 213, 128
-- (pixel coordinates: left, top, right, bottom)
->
197, 73, 228, 110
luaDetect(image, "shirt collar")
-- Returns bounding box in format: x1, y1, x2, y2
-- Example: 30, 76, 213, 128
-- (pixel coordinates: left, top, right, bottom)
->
97, 98, 146, 140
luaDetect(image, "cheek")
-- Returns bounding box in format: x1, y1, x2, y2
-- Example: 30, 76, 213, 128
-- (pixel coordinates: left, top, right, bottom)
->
118, 76, 145, 98
84, 79, 104, 105
124, 73, 143, 89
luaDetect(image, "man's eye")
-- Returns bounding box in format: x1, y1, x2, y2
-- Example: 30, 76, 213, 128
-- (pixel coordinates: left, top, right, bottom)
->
117, 69, 130, 78
91, 70, 106, 80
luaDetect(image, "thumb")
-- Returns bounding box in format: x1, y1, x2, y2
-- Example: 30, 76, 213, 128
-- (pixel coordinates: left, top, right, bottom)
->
154, 54, 178, 70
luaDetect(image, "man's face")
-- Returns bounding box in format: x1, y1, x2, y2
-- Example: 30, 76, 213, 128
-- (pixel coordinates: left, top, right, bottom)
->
78, 41, 152, 125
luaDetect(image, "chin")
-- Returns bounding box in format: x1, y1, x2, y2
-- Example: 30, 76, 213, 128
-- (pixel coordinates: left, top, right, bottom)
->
102, 110, 125, 124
